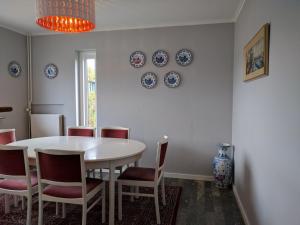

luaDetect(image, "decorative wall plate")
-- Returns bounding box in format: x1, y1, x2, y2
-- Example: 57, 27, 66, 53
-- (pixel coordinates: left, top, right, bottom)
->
176, 49, 193, 66
130, 51, 146, 68
152, 50, 169, 67
8, 61, 22, 77
141, 72, 158, 89
164, 71, 181, 88
44, 63, 58, 79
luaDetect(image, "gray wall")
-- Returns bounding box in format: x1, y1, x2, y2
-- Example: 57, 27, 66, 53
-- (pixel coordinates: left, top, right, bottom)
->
32, 23, 234, 175
232, 1, 300, 225
0, 27, 28, 140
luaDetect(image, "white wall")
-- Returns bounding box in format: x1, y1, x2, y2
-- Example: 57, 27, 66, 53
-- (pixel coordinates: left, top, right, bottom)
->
0, 27, 28, 140
32, 23, 234, 175
232, 0, 300, 225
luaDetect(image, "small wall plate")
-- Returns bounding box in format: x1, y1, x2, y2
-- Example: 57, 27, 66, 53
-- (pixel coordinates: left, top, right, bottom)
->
164, 71, 181, 88
130, 51, 146, 68
141, 72, 158, 89
152, 50, 169, 67
44, 63, 58, 79
8, 61, 22, 77
176, 49, 193, 66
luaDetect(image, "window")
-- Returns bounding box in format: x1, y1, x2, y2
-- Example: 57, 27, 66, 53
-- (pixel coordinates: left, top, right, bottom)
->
76, 51, 97, 127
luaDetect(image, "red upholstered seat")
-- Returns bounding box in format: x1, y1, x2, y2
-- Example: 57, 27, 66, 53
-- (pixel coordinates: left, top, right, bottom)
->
43, 178, 103, 198
0, 171, 38, 190
118, 167, 157, 181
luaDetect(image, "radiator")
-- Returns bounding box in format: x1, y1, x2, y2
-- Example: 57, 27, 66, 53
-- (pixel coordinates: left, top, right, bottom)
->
31, 114, 63, 138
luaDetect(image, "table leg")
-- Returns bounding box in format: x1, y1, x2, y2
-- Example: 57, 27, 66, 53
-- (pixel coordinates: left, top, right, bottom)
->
134, 161, 139, 199
109, 163, 116, 225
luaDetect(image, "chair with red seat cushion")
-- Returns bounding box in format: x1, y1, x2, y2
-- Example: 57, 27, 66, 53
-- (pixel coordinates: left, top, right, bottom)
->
0, 145, 38, 225
67, 127, 96, 137
100, 126, 130, 176
0, 129, 16, 144
67, 127, 96, 178
117, 136, 169, 225
35, 149, 105, 225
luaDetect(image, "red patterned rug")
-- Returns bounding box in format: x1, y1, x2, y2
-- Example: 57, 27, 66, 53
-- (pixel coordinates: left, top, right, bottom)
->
0, 185, 181, 225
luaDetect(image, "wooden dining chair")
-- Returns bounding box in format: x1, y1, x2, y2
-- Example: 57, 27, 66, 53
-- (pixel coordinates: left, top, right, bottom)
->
100, 126, 130, 177
68, 126, 96, 178
0, 129, 16, 145
0, 129, 25, 208
0, 145, 38, 225
35, 149, 106, 225
117, 136, 168, 225
67, 126, 96, 137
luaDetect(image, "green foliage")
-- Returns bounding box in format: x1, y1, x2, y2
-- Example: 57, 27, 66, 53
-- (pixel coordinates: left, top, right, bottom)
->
87, 60, 96, 127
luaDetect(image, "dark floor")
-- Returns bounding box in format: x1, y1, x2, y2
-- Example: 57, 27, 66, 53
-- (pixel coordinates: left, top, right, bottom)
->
165, 178, 245, 225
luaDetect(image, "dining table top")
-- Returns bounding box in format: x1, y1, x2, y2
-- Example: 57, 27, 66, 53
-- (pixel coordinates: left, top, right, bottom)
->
9, 136, 146, 162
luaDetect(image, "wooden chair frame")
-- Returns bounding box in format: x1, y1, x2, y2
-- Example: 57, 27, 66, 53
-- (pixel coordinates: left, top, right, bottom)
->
35, 149, 105, 225
0, 145, 38, 225
117, 136, 168, 224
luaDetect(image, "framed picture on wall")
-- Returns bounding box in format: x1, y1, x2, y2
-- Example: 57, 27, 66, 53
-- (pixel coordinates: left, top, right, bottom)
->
243, 23, 270, 81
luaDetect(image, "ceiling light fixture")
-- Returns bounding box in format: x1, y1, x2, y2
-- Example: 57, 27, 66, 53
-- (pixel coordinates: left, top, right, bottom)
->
36, 0, 96, 33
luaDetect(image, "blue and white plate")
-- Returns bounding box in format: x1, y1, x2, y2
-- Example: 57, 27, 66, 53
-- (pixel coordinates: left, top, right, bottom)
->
44, 64, 58, 79
8, 61, 22, 77
141, 72, 158, 89
152, 50, 169, 67
164, 71, 181, 88
176, 49, 193, 66
130, 51, 146, 68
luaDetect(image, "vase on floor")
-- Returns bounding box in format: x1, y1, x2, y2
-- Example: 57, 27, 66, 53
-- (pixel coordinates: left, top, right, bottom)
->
212, 143, 233, 189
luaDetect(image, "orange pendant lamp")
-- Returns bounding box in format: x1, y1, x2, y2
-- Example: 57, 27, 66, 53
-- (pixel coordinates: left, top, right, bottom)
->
36, 0, 96, 33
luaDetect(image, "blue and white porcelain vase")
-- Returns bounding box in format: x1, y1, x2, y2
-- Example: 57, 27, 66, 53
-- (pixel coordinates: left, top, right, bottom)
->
212, 143, 233, 189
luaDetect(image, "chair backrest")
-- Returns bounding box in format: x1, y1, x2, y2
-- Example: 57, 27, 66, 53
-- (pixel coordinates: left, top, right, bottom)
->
67, 127, 96, 137
155, 136, 169, 180
0, 129, 16, 145
35, 149, 84, 183
0, 145, 31, 190
101, 126, 129, 139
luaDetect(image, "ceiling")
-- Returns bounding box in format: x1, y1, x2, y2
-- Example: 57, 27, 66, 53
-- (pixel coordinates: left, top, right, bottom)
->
0, 0, 244, 35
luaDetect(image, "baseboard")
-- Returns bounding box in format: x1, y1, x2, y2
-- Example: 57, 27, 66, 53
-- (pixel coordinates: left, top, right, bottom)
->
233, 185, 251, 225
164, 172, 214, 181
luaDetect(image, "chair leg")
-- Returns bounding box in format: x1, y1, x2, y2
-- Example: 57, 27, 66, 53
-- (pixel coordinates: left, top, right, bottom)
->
22, 197, 25, 210
100, 169, 103, 179
14, 196, 18, 207
62, 203, 66, 218
135, 186, 140, 199
102, 185, 106, 223
38, 198, 43, 225
154, 187, 161, 225
118, 183, 122, 221
4, 194, 10, 214
130, 186, 134, 202
55, 202, 59, 216
82, 203, 87, 225
161, 177, 166, 206
26, 195, 32, 225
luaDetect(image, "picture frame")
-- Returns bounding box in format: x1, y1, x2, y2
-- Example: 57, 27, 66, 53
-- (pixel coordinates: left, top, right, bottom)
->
243, 23, 270, 81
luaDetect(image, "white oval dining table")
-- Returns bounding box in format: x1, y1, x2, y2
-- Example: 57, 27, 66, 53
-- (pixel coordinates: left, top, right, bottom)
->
9, 136, 146, 225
